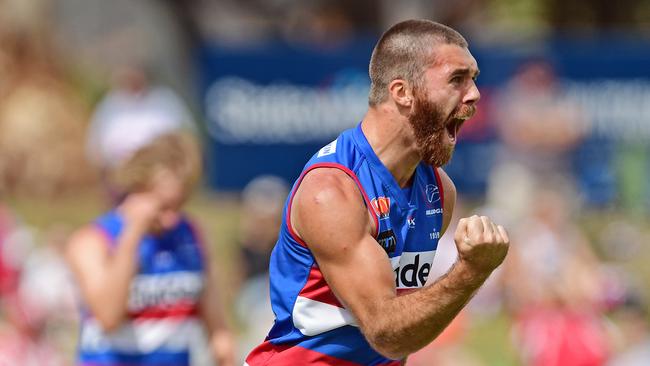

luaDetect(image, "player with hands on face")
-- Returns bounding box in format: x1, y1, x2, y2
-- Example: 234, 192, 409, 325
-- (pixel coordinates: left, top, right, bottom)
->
67, 133, 235, 366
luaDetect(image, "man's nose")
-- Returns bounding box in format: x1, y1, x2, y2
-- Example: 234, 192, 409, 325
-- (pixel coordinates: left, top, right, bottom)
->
463, 82, 481, 105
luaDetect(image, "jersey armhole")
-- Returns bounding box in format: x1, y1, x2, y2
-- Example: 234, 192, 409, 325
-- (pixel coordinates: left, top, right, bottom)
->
432, 167, 445, 209
91, 222, 115, 250
286, 162, 379, 248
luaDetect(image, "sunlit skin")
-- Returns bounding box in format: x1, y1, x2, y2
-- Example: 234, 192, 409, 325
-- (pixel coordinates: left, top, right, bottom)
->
142, 169, 187, 233
113, 169, 188, 236
284, 40, 509, 361
407, 44, 481, 168
362, 43, 481, 187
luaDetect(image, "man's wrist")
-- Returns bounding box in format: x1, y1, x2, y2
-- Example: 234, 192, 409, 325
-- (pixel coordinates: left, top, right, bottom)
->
449, 259, 491, 290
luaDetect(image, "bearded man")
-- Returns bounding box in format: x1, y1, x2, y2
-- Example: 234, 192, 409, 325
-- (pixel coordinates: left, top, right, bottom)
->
245, 19, 510, 366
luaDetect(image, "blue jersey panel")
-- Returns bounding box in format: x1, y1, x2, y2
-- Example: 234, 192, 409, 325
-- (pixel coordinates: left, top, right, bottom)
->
247, 123, 445, 366
77, 210, 205, 366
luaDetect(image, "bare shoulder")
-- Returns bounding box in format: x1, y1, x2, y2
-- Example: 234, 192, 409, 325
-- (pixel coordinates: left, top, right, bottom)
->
296, 167, 365, 204
66, 224, 110, 264
436, 168, 457, 234
291, 167, 373, 257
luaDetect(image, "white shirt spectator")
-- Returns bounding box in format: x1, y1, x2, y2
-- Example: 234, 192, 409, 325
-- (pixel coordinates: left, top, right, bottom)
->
87, 85, 195, 168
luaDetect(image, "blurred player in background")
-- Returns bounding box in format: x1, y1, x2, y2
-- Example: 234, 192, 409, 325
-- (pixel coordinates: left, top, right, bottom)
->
86, 64, 197, 202
245, 19, 509, 365
234, 175, 289, 362
66, 133, 234, 366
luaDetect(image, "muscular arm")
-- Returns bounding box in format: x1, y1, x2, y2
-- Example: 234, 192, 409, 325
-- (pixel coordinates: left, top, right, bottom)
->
291, 168, 507, 359
66, 223, 146, 332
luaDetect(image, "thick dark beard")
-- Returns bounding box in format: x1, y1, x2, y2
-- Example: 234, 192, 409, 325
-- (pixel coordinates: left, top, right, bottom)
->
407, 90, 454, 167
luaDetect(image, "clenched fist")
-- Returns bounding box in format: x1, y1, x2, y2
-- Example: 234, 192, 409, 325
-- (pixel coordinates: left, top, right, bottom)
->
454, 215, 509, 274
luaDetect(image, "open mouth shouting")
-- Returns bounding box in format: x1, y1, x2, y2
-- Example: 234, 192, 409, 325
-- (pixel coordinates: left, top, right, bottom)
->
444, 117, 466, 144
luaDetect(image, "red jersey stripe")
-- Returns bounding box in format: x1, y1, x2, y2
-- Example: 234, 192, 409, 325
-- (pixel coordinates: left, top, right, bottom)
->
246, 341, 383, 366
298, 264, 344, 308
127, 302, 198, 319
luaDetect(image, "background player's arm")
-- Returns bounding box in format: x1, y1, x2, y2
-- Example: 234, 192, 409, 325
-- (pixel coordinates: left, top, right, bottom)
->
291, 168, 509, 359
197, 232, 236, 366
66, 193, 159, 332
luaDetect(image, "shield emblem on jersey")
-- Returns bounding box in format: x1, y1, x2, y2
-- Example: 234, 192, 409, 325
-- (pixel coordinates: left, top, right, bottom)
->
371, 197, 391, 219
425, 184, 440, 204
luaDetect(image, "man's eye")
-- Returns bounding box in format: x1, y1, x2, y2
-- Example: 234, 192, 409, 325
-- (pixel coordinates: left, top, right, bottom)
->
450, 76, 462, 84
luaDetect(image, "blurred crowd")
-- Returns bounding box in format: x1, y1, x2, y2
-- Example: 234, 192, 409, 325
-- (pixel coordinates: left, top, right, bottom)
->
0, 0, 649, 365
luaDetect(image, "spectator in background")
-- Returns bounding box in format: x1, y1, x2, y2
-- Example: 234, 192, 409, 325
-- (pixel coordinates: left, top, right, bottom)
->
500, 182, 610, 366
86, 64, 196, 198
491, 58, 586, 183
234, 175, 288, 362
0, 208, 72, 366
486, 59, 590, 289
280, 0, 354, 47
0, 295, 66, 366
0, 13, 92, 197
487, 58, 584, 216
607, 292, 650, 366
237, 176, 289, 282
0, 202, 20, 297
16, 225, 79, 358
66, 133, 234, 366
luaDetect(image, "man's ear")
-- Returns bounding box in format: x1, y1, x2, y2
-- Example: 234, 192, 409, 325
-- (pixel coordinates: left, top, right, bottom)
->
388, 79, 413, 108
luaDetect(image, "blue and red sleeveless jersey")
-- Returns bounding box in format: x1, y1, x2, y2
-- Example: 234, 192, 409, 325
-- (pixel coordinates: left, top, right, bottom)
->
246, 123, 445, 365
77, 210, 205, 366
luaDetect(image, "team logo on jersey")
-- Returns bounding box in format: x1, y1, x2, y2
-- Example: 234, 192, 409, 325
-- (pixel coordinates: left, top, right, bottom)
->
317, 139, 338, 157
425, 184, 441, 204
371, 196, 391, 218
407, 215, 416, 229
153, 251, 174, 269
377, 229, 397, 254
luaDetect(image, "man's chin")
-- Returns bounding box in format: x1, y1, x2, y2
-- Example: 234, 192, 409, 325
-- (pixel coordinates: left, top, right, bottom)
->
432, 156, 453, 167
422, 150, 453, 167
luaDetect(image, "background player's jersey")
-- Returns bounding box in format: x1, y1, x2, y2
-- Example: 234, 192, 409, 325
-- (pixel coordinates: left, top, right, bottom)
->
77, 210, 205, 366
246, 123, 445, 365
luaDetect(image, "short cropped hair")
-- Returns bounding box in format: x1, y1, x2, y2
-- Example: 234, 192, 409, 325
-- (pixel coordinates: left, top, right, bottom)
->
368, 19, 468, 106
111, 132, 202, 194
